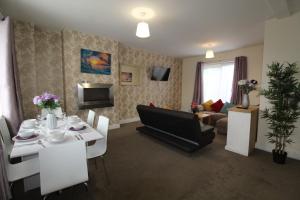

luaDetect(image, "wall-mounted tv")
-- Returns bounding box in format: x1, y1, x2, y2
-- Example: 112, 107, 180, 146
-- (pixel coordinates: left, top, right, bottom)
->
151, 67, 171, 81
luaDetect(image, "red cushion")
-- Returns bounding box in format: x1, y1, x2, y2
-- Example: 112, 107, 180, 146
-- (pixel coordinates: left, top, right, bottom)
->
211, 99, 224, 112
149, 102, 155, 107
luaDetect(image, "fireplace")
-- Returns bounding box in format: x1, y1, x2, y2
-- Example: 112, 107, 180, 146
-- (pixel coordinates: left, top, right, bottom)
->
77, 83, 114, 109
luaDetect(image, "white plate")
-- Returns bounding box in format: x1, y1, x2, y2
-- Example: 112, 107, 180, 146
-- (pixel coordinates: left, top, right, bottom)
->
12, 134, 40, 142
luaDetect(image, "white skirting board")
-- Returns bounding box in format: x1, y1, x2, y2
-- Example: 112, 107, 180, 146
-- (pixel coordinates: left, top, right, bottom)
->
119, 117, 140, 124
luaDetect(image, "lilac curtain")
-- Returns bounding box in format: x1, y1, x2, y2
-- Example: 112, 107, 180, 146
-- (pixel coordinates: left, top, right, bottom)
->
192, 62, 203, 104
230, 56, 247, 104
0, 16, 23, 136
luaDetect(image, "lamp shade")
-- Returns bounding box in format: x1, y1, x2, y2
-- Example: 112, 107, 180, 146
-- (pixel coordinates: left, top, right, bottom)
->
205, 50, 215, 58
136, 22, 150, 38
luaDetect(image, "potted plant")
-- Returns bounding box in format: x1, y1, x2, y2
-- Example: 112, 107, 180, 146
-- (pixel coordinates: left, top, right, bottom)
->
33, 92, 60, 129
238, 79, 258, 108
261, 62, 300, 164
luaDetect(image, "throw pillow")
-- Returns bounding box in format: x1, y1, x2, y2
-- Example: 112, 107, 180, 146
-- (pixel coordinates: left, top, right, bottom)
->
220, 102, 235, 114
202, 100, 213, 111
149, 102, 155, 107
211, 99, 224, 112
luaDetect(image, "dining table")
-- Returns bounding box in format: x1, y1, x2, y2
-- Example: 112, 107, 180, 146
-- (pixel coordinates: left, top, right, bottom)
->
10, 115, 104, 191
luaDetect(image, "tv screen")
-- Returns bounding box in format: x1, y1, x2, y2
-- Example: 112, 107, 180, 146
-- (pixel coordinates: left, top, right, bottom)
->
151, 67, 170, 81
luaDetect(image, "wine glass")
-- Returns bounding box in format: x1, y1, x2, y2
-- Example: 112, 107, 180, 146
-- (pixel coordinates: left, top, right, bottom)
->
36, 114, 42, 128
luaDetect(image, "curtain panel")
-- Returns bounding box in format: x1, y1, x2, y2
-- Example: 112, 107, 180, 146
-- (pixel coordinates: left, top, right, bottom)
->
192, 62, 203, 104
0, 16, 23, 136
230, 56, 247, 104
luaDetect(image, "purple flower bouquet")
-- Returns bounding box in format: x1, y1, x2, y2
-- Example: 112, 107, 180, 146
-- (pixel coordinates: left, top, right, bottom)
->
33, 92, 60, 110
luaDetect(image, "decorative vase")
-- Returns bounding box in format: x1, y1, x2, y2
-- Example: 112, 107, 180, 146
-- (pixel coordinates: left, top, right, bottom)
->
46, 112, 57, 129
242, 93, 250, 109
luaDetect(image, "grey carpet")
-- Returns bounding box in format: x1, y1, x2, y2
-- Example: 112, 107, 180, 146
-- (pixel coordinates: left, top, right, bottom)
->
15, 122, 300, 200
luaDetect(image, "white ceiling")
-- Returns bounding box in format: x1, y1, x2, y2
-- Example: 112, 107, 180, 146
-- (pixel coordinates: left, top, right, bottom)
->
0, 0, 299, 57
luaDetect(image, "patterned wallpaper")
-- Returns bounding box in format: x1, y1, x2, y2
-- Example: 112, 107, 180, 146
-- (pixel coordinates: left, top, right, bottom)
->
119, 44, 182, 120
14, 21, 64, 119
62, 29, 120, 125
13, 20, 182, 125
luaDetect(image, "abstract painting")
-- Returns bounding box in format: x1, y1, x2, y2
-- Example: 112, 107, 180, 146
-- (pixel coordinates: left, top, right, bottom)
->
81, 48, 111, 75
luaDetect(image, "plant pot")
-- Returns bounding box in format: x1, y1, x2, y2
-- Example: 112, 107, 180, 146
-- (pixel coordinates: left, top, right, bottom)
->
272, 150, 287, 164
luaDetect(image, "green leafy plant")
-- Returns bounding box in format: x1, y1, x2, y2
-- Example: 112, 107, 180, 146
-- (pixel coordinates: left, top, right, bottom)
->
261, 62, 300, 154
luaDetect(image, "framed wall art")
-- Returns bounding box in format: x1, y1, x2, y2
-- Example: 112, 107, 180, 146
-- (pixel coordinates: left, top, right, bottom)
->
81, 48, 111, 75
120, 65, 140, 86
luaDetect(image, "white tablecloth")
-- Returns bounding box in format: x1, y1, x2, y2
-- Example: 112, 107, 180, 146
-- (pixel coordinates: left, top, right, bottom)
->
10, 117, 103, 159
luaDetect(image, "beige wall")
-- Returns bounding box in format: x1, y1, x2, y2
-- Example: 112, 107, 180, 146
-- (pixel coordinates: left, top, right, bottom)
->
256, 12, 300, 160
181, 44, 264, 111
13, 20, 182, 127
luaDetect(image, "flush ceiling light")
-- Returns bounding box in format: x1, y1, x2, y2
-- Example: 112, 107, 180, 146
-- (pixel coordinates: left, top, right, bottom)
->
136, 21, 150, 38
205, 50, 215, 59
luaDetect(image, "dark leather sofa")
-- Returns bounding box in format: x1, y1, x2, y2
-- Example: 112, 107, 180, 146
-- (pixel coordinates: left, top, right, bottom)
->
136, 105, 215, 152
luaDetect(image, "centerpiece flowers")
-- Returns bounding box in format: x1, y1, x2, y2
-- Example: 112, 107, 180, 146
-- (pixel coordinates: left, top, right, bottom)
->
33, 92, 60, 129
33, 92, 60, 111
238, 79, 258, 108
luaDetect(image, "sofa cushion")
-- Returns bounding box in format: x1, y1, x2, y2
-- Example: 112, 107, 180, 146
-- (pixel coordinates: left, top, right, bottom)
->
211, 99, 224, 112
202, 100, 213, 111
216, 117, 228, 135
220, 102, 235, 114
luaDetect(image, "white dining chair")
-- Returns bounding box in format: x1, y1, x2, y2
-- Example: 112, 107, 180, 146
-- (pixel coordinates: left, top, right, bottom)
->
87, 115, 109, 183
39, 140, 88, 200
0, 116, 13, 155
87, 110, 96, 127
1, 136, 39, 196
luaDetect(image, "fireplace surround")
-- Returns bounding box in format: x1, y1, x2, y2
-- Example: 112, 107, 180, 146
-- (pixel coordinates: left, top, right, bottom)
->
77, 83, 114, 109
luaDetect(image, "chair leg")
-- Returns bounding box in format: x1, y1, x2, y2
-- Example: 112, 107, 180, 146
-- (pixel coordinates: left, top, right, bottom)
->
41, 195, 48, 200
94, 158, 98, 169
83, 182, 88, 191
101, 157, 110, 185
10, 182, 15, 199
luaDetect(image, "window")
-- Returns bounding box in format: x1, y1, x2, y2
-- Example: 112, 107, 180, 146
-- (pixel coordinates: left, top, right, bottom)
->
202, 61, 234, 102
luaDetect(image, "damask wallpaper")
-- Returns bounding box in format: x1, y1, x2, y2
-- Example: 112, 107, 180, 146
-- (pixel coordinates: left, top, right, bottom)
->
14, 21, 64, 119
62, 29, 120, 125
13, 20, 182, 126
119, 44, 182, 120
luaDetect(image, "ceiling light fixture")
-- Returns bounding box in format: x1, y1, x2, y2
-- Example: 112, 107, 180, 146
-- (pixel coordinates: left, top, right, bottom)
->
205, 49, 215, 58
132, 7, 154, 39
136, 21, 150, 38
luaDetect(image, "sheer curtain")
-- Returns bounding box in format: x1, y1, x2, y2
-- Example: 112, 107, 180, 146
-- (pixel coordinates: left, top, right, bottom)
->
0, 16, 23, 136
202, 61, 234, 102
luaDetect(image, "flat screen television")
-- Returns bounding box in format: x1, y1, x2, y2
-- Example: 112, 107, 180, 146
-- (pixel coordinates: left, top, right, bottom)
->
151, 67, 170, 81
